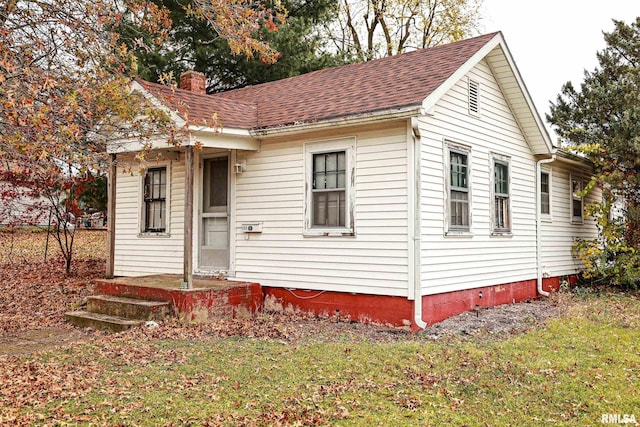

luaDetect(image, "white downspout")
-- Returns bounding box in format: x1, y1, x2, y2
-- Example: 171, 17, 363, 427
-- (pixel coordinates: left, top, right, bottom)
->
411, 118, 427, 329
536, 154, 556, 297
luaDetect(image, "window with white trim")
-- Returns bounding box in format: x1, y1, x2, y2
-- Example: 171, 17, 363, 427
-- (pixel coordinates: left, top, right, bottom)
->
312, 151, 346, 227
571, 175, 584, 223
468, 79, 480, 116
540, 170, 551, 216
446, 144, 471, 232
492, 155, 511, 233
305, 138, 354, 235
142, 166, 168, 233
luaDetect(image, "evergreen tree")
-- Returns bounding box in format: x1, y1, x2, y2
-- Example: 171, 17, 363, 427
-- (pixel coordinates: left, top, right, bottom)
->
124, 0, 345, 92
548, 18, 640, 288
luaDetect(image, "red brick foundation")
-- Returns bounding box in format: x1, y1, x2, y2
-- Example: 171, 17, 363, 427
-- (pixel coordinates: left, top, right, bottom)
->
95, 280, 262, 321
263, 275, 578, 331
95, 274, 577, 329
263, 288, 414, 326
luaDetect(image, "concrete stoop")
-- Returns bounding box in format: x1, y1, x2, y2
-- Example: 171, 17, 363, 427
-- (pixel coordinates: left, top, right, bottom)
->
65, 295, 171, 332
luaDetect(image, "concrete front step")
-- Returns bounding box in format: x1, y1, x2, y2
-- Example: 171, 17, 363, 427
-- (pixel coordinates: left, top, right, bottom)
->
65, 311, 145, 332
87, 295, 170, 321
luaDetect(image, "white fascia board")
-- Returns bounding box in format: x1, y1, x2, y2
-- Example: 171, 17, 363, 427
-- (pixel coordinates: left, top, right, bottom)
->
553, 149, 593, 169
130, 80, 187, 129
188, 124, 251, 137
251, 107, 421, 138
109, 130, 259, 153
106, 81, 188, 154
421, 32, 553, 155
107, 135, 174, 154
420, 34, 504, 115
190, 129, 259, 151
490, 36, 554, 155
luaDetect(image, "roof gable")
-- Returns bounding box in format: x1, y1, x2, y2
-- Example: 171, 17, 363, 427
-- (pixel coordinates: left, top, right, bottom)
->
214, 32, 498, 129
418, 32, 552, 155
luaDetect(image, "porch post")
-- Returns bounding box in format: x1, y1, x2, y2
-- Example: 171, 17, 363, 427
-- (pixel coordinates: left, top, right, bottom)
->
106, 153, 117, 279
183, 146, 194, 288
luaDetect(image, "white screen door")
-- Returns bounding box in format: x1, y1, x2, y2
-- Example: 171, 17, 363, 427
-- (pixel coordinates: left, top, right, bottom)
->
200, 157, 229, 269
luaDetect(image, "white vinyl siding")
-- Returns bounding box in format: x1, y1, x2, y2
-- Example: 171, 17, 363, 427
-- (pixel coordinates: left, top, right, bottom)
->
233, 124, 409, 297
418, 59, 537, 295
114, 158, 185, 276
540, 165, 600, 277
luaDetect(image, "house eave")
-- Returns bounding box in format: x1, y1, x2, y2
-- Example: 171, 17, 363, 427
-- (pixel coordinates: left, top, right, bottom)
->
250, 106, 422, 138
190, 129, 259, 151
553, 148, 593, 169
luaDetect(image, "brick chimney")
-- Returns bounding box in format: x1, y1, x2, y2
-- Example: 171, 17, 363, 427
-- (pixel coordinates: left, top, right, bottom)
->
179, 70, 206, 95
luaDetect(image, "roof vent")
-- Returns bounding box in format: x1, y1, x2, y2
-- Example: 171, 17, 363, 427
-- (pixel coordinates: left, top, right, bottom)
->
469, 79, 480, 115
179, 71, 206, 95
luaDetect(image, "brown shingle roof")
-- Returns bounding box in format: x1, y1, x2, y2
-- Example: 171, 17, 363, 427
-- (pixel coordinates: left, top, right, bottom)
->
134, 78, 258, 129
137, 33, 498, 131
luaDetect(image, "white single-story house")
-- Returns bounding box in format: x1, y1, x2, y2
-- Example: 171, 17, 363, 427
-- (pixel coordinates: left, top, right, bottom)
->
0, 181, 51, 227
106, 32, 599, 329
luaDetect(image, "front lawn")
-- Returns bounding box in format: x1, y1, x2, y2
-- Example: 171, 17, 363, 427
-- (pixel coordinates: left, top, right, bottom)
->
1, 291, 639, 426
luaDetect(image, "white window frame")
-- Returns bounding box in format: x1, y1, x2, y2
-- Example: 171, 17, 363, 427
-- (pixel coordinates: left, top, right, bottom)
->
570, 174, 584, 224
138, 161, 171, 237
304, 137, 355, 237
444, 141, 472, 235
468, 78, 480, 117
490, 153, 512, 235
540, 167, 552, 221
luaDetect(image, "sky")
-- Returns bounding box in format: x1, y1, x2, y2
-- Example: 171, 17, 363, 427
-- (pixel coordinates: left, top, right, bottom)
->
479, 0, 638, 139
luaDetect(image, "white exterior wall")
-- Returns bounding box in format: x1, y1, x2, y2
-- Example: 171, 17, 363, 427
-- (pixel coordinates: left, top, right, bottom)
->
233, 124, 410, 297
419, 59, 538, 295
114, 158, 185, 276
540, 163, 600, 277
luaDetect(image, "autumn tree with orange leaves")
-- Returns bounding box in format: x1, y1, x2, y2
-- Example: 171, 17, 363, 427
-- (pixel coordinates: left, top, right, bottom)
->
0, 0, 285, 273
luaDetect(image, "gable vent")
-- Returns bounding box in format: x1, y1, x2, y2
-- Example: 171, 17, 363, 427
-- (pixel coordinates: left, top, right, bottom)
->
469, 80, 480, 115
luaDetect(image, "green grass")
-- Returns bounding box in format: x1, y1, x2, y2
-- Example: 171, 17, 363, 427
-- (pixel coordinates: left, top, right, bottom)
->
2, 291, 639, 426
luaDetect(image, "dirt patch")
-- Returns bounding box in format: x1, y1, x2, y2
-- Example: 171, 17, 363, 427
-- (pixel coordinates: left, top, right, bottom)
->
0, 328, 89, 356
422, 297, 562, 341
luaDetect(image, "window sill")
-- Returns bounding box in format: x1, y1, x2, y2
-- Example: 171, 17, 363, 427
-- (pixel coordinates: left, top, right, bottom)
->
571, 218, 584, 225
541, 215, 553, 223
138, 232, 171, 238
490, 231, 513, 238
444, 231, 473, 238
303, 229, 355, 238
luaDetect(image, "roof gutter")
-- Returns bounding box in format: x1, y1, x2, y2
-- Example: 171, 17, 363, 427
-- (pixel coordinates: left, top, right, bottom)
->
554, 149, 592, 168
536, 154, 556, 297
250, 107, 422, 138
